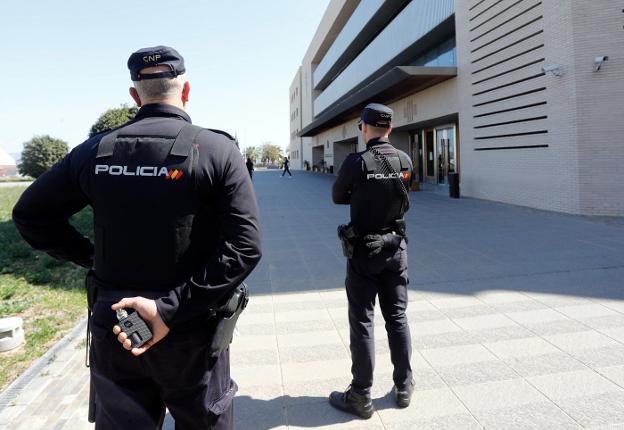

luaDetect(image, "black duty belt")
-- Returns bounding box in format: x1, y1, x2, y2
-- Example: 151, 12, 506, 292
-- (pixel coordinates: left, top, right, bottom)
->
96, 289, 167, 302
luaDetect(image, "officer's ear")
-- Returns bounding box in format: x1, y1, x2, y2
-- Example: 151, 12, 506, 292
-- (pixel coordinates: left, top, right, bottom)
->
182, 81, 191, 104
129, 87, 142, 107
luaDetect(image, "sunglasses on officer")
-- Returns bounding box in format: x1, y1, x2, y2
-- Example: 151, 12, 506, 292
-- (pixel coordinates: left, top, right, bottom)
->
357, 120, 363, 131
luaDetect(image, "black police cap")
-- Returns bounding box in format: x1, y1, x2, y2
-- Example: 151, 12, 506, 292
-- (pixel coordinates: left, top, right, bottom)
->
127, 46, 185, 81
360, 103, 393, 128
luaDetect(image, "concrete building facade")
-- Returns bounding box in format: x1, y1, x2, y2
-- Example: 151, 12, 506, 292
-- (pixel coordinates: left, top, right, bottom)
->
289, 0, 624, 216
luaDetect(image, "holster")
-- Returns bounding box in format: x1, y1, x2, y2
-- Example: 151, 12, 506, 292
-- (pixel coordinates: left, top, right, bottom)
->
337, 224, 357, 259
207, 283, 249, 358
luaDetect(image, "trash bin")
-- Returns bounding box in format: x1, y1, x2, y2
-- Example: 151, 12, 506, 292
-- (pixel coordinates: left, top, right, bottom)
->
448, 173, 460, 198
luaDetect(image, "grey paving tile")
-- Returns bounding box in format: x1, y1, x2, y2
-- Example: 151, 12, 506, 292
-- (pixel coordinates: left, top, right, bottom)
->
283, 378, 349, 406
487, 301, 549, 315
470, 325, 535, 343
505, 352, 588, 377
287, 400, 386, 429
527, 370, 623, 401
231, 349, 280, 367
505, 308, 570, 325
231, 334, 278, 352
231, 364, 281, 388
383, 413, 483, 429
555, 304, 620, 320
437, 360, 518, 387
525, 319, 591, 336
599, 327, 624, 343
428, 296, 484, 309
277, 330, 343, 348
234, 394, 288, 430
557, 392, 624, 428
452, 314, 518, 331
407, 309, 449, 323
410, 318, 463, 337
278, 344, 348, 363
375, 387, 470, 422
472, 402, 581, 429
573, 345, 624, 368
413, 331, 481, 350
281, 359, 351, 384
544, 330, 619, 353
453, 379, 549, 411
421, 344, 498, 368
582, 316, 624, 333
275, 319, 337, 335
484, 337, 560, 359
236, 322, 275, 336
596, 365, 624, 388
442, 305, 499, 319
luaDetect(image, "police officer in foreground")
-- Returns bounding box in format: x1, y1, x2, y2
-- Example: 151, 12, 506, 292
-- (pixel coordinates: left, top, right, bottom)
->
330, 103, 414, 419
12, 46, 262, 429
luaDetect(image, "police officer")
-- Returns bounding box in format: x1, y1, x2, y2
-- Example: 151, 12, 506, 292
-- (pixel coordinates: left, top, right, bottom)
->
12, 46, 262, 429
329, 103, 414, 418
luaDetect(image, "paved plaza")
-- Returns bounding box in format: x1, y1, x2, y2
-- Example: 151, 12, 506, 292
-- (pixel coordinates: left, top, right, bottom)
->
2, 171, 624, 429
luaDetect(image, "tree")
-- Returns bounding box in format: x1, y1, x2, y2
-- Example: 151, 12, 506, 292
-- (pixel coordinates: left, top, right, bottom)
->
18, 135, 68, 178
260, 142, 282, 165
244, 146, 258, 163
89, 105, 138, 137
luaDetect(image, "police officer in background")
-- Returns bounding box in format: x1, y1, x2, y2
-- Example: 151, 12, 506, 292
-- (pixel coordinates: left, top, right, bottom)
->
12, 46, 262, 429
330, 103, 414, 419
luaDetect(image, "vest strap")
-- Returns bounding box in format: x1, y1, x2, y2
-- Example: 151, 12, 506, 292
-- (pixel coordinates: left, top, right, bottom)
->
96, 131, 120, 158
170, 124, 204, 157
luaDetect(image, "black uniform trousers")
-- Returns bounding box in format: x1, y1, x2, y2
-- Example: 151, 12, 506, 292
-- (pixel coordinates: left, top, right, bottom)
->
346, 245, 412, 395
90, 300, 235, 430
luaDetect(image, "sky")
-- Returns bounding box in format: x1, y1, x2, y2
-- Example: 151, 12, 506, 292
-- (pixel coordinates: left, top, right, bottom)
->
0, 0, 330, 155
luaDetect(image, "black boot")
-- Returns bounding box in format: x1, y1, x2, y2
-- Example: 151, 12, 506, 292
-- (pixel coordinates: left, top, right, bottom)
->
394, 379, 415, 408
329, 386, 374, 419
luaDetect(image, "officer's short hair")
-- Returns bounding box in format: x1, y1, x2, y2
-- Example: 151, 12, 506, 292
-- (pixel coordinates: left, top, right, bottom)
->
134, 74, 185, 100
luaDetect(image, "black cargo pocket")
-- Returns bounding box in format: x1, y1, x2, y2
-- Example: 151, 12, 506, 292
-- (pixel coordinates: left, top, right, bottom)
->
207, 380, 238, 416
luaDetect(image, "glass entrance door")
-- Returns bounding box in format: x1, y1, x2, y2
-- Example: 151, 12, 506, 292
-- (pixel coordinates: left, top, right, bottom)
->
424, 129, 435, 182
409, 133, 423, 182
435, 126, 457, 185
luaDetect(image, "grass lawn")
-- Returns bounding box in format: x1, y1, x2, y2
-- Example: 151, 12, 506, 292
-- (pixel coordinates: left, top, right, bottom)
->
0, 186, 92, 391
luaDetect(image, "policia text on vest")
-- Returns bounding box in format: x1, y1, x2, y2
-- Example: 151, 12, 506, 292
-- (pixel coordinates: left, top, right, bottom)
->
12, 45, 261, 430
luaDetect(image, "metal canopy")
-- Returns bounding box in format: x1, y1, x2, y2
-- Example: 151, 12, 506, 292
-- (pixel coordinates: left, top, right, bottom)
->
299, 66, 457, 137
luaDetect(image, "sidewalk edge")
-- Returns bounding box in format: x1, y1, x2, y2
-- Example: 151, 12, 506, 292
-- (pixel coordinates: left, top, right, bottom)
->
0, 317, 87, 412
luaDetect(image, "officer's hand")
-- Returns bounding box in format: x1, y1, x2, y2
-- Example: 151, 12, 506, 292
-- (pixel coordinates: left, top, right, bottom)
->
363, 234, 384, 257
111, 297, 170, 357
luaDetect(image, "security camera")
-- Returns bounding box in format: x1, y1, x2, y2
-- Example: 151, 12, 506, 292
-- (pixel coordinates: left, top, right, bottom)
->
594, 56, 609, 72
542, 64, 564, 76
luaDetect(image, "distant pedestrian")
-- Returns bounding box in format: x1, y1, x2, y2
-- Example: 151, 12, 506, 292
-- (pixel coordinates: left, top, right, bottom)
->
246, 157, 254, 179
281, 156, 292, 177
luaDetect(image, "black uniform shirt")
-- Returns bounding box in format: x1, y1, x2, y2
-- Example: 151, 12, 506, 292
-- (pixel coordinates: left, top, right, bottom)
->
12, 103, 262, 328
332, 137, 413, 234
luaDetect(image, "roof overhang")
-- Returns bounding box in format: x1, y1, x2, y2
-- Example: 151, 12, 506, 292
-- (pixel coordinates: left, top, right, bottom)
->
299, 66, 457, 137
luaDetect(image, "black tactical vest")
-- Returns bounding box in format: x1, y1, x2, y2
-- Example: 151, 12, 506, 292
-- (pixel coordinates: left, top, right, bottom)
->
350, 147, 412, 234
89, 124, 207, 289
